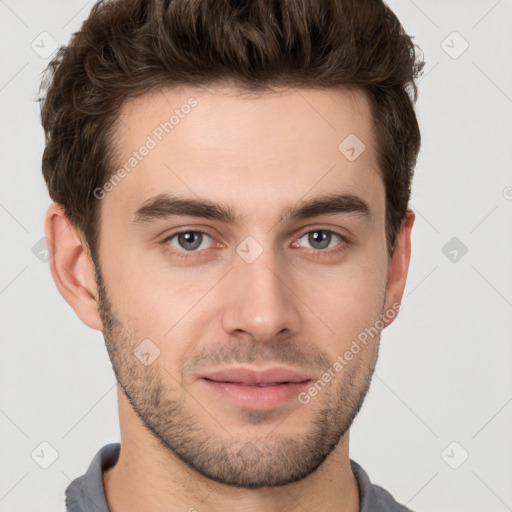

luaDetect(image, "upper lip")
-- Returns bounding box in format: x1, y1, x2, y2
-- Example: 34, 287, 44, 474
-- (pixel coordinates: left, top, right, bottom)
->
200, 366, 313, 385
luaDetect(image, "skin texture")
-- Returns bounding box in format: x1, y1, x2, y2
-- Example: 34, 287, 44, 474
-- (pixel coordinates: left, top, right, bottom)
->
45, 84, 414, 512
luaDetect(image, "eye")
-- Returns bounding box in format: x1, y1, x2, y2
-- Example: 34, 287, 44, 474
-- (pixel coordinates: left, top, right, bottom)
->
162, 228, 349, 260
163, 230, 215, 257
294, 229, 347, 253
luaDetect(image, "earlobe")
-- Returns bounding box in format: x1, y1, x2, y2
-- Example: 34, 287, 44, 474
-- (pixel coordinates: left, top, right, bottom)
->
383, 209, 415, 328
44, 202, 104, 331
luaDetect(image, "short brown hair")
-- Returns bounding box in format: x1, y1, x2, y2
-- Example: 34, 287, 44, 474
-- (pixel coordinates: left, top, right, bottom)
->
39, 0, 424, 261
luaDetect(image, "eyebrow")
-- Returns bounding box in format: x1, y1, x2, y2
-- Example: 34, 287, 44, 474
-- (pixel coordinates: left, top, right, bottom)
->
131, 192, 371, 226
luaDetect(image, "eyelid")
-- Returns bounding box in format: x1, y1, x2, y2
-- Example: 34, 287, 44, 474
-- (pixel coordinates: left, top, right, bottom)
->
296, 226, 349, 241
161, 226, 217, 243
162, 229, 218, 249
162, 226, 349, 245
295, 224, 353, 247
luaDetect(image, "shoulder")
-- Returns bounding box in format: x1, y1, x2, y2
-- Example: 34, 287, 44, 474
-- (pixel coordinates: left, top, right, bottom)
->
350, 459, 415, 512
65, 443, 120, 512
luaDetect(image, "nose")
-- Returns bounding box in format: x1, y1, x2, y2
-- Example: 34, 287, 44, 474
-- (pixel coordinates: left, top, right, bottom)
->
221, 244, 302, 343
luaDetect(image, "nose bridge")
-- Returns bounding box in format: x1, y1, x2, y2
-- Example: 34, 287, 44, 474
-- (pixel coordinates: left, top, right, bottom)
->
221, 239, 300, 340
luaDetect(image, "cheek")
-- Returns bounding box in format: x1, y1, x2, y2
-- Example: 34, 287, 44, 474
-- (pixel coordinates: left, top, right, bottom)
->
98, 240, 171, 333
100, 247, 216, 369
301, 254, 387, 341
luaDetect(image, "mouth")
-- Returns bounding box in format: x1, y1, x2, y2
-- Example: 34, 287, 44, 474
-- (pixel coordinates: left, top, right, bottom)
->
206, 381, 296, 386
199, 366, 313, 410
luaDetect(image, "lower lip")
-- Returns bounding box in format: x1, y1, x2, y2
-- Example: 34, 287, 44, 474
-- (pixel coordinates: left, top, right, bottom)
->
201, 379, 311, 410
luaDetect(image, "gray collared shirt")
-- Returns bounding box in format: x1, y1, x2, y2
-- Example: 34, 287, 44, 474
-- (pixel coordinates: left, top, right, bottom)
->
65, 443, 414, 512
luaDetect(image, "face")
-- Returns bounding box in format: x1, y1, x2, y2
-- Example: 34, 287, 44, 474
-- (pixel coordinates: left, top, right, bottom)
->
91, 84, 401, 487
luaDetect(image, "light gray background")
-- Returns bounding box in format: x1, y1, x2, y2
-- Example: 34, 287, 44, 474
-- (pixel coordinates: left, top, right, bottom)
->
1, 1, 511, 511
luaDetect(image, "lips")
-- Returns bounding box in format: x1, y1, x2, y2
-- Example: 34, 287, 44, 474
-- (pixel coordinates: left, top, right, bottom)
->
198, 366, 313, 410
200, 366, 312, 386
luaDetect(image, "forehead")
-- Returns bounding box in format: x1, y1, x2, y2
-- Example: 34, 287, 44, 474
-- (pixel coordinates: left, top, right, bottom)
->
105, 84, 383, 225
115, 84, 375, 155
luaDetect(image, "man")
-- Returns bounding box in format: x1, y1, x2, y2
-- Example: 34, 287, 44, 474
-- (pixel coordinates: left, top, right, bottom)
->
39, 0, 424, 510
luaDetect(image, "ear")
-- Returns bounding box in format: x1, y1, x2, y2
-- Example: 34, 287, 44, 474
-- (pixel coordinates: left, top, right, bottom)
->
382, 209, 415, 327
44, 202, 104, 331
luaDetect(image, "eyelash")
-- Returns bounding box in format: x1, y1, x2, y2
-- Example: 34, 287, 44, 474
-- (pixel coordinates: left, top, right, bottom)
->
162, 228, 350, 260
